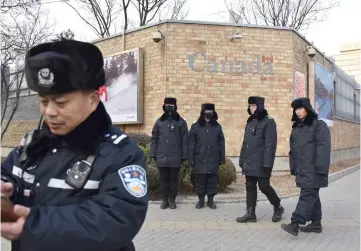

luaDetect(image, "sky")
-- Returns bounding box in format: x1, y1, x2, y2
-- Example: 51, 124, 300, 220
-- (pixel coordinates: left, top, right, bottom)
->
43, 0, 361, 56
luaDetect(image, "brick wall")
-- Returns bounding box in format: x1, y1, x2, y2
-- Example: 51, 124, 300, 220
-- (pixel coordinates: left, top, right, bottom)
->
161, 23, 295, 157
2, 21, 359, 159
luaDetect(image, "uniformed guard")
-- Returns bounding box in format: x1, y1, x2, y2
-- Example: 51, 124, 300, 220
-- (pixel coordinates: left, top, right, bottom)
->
188, 103, 225, 209
281, 97, 331, 236
0, 40, 148, 251
236, 96, 284, 223
150, 97, 188, 209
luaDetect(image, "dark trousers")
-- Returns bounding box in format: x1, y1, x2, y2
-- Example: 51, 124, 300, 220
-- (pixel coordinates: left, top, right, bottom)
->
291, 188, 322, 225
195, 174, 218, 196
158, 167, 180, 200
246, 176, 281, 207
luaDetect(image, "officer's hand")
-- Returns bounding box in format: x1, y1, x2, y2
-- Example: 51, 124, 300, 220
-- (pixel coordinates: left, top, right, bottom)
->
1, 181, 14, 197
1, 205, 30, 240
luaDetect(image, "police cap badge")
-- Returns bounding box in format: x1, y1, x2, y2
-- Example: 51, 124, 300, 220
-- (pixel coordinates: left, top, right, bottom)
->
24, 40, 105, 95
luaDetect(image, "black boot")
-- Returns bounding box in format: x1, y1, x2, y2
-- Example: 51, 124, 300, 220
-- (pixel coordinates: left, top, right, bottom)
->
281, 222, 300, 236
272, 205, 284, 222
207, 195, 216, 209
300, 220, 322, 233
236, 207, 257, 223
196, 195, 205, 209
169, 198, 177, 209
160, 198, 169, 209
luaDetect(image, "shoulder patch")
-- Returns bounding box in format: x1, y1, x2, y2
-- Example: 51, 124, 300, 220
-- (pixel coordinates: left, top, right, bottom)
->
105, 133, 128, 145
267, 115, 273, 120
118, 165, 147, 198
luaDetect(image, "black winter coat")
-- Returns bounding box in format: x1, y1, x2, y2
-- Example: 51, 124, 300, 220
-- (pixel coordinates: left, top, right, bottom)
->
239, 110, 277, 178
188, 117, 226, 174
1, 102, 148, 251
150, 112, 188, 168
289, 116, 331, 188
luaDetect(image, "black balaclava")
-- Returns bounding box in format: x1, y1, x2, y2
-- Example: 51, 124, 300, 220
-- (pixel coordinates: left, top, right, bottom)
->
201, 103, 215, 120
163, 97, 177, 114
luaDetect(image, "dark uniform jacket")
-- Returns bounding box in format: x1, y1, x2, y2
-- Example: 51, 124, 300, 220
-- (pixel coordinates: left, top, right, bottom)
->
188, 116, 226, 175
289, 115, 331, 188
1, 102, 148, 251
239, 110, 277, 178
150, 112, 188, 168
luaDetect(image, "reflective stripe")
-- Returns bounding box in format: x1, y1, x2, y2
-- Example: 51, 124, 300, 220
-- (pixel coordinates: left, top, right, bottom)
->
113, 134, 127, 144
12, 166, 35, 184
47, 178, 100, 190
23, 189, 32, 197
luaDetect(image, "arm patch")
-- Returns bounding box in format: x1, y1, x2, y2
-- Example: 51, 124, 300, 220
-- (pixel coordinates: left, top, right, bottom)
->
118, 165, 147, 198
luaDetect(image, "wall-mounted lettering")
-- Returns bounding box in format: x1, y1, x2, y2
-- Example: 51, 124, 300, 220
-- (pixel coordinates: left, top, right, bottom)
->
188, 52, 274, 75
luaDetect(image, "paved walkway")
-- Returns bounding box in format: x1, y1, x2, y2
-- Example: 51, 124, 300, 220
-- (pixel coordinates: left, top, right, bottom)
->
2, 170, 360, 250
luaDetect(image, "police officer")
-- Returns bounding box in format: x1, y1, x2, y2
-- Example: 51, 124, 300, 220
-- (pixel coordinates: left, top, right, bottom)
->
236, 96, 284, 223
0, 40, 148, 251
281, 97, 331, 236
188, 103, 225, 209
150, 97, 188, 209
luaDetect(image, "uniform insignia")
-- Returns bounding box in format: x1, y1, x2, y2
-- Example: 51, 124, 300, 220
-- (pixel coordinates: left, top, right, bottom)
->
118, 165, 147, 198
38, 68, 54, 86
267, 115, 273, 120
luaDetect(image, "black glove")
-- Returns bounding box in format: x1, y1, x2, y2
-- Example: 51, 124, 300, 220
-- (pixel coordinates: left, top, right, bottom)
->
189, 162, 195, 168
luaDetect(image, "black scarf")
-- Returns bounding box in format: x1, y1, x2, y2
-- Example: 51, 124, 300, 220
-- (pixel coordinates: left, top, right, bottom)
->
26, 102, 112, 159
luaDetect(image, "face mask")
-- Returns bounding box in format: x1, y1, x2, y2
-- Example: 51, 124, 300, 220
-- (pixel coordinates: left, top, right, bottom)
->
165, 105, 175, 112
204, 111, 213, 119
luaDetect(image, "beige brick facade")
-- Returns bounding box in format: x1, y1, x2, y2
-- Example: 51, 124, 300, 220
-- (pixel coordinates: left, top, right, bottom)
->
2, 21, 360, 160
334, 43, 361, 84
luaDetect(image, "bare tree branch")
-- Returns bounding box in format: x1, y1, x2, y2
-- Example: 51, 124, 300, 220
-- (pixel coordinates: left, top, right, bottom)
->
1, 3, 54, 140
131, 0, 168, 26
168, 0, 188, 20
224, 0, 339, 31
64, 0, 120, 38
121, 0, 131, 31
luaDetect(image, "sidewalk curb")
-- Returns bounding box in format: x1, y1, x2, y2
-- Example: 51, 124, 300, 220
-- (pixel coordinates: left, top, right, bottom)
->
149, 164, 360, 205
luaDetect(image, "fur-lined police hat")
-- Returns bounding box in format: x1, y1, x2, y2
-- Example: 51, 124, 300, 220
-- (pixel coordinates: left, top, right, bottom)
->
25, 40, 105, 95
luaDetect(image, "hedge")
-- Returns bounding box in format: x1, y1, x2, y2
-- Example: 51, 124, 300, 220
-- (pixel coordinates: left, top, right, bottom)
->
130, 132, 237, 199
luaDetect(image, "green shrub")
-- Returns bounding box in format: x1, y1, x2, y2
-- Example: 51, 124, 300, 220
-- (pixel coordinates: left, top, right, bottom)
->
218, 158, 237, 192
139, 144, 236, 197
128, 132, 151, 148
189, 159, 237, 193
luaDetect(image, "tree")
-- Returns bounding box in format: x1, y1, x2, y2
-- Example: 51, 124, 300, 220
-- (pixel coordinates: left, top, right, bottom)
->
124, 52, 136, 74
164, 0, 188, 20
121, 0, 131, 31
52, 28, 75, 41
1, 3, 54, 140
131, 0, 168, 26
64, 0, 120, 38
224, 0, 339, 31
1, 0, 39, 12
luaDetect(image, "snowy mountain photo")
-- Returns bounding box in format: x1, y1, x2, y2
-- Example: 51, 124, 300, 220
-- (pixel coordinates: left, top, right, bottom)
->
100, 48, 143, 124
